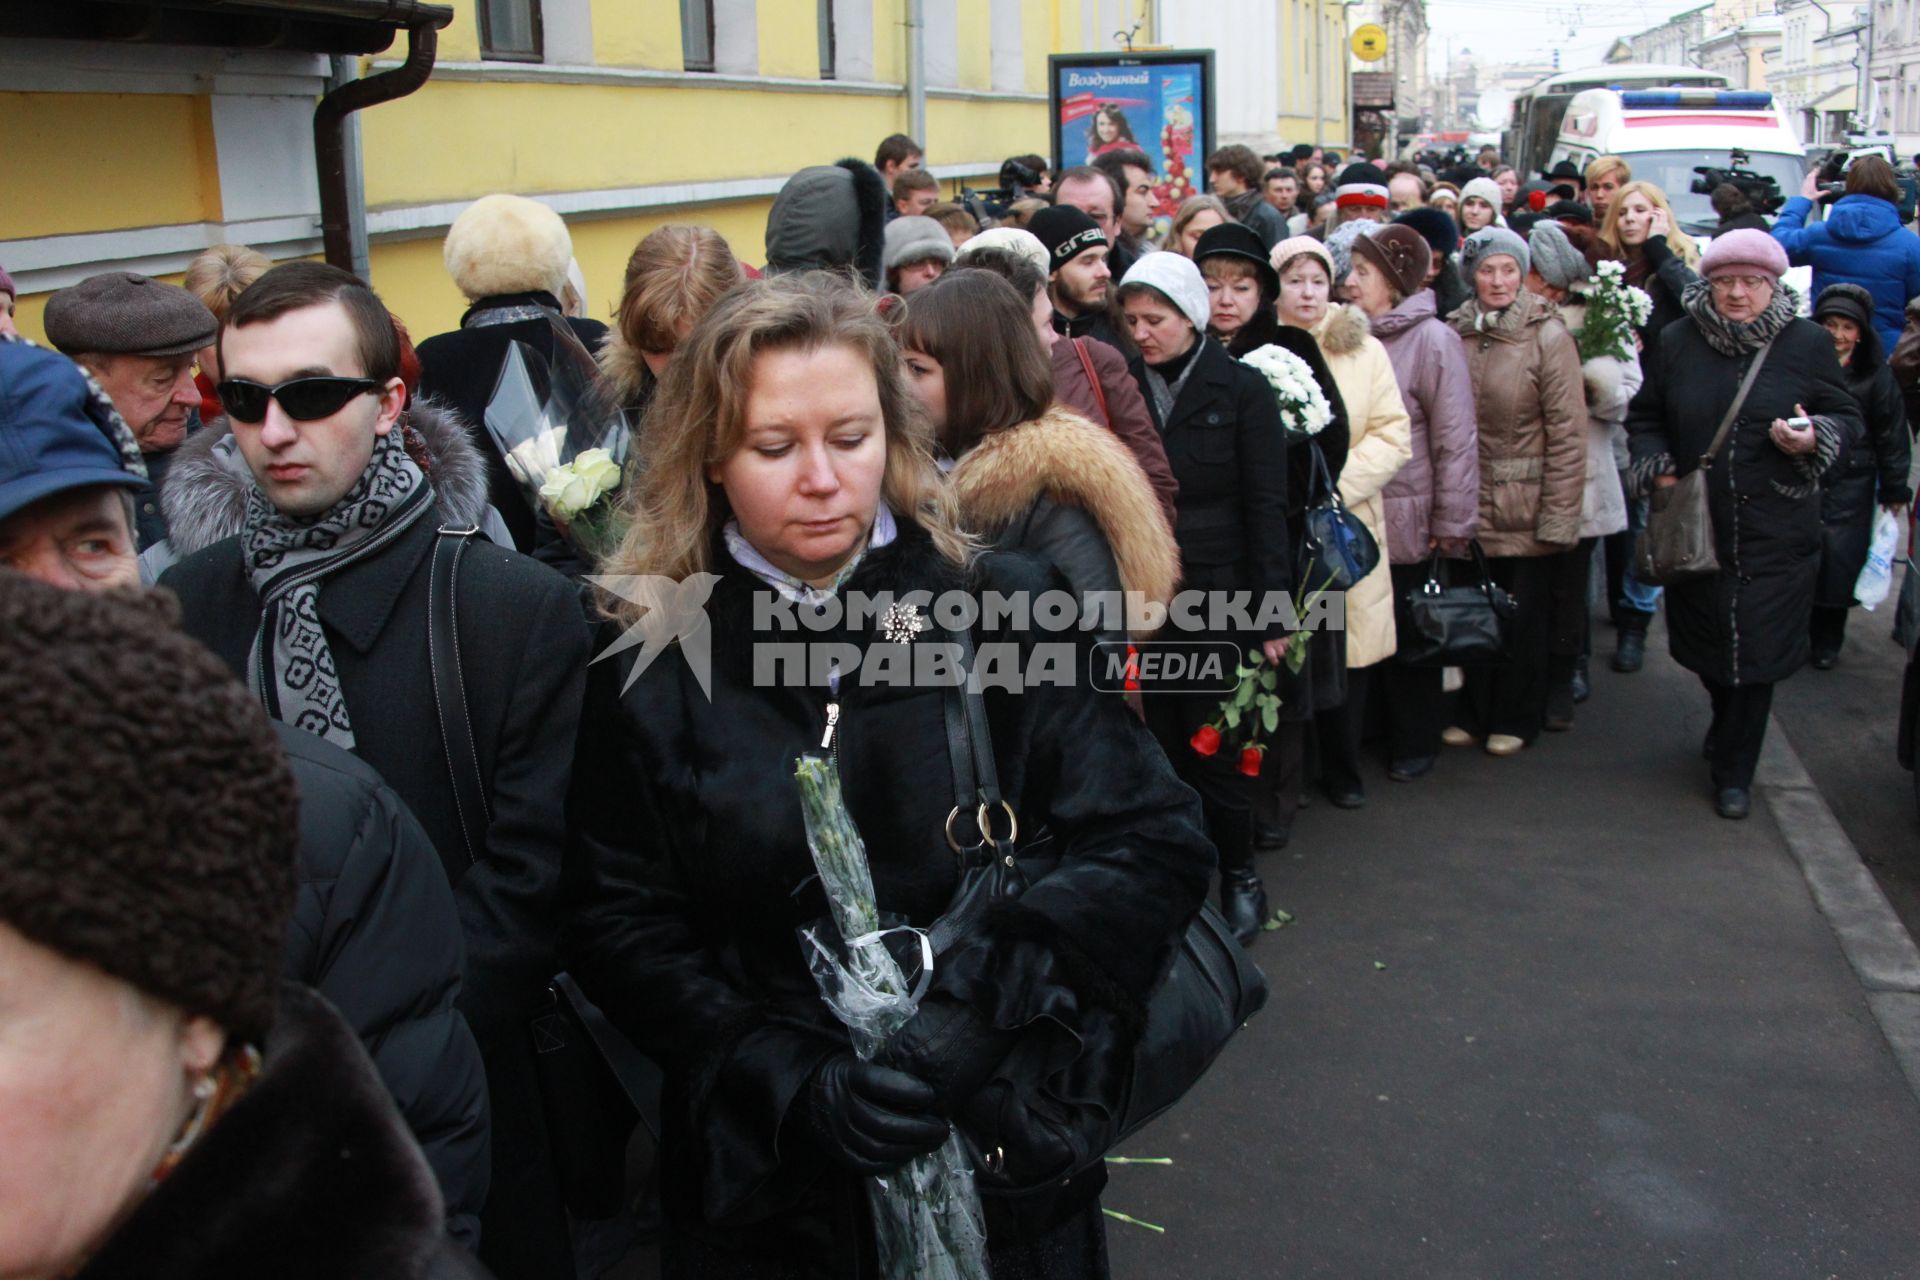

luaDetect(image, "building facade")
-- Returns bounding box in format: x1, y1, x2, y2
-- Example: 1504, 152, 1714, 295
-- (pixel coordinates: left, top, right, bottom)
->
1629, 4, 1713, 67
1867, 0, 1920, 153
1771, 0, 1867, 145
1156, 0, 1351, 155
3, 0, 1149, 344
1696, 14, 1782, 90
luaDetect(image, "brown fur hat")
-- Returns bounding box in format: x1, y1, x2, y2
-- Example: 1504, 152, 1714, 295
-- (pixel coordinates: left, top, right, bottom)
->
0, 574, 297, 1041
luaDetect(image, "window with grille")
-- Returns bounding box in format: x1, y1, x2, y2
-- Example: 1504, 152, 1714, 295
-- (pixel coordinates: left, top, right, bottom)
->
479, 0, 542, 61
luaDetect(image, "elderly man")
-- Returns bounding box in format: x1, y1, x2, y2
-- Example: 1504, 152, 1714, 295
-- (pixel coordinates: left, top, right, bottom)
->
41, 271, 216, 551
1389, 171, 1427, 212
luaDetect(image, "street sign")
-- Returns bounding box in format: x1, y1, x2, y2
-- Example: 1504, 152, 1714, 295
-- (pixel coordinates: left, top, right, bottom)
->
1352, 72, 1394, 108
1352, 23, 1387, 63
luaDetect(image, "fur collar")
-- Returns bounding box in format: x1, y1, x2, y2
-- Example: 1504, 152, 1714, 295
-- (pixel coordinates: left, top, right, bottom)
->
1312, 303, 1372, 357
77, 984, 466, 1280
839, 157, 889, 293
160, 397, 493, 559
948, 408, 1180, 633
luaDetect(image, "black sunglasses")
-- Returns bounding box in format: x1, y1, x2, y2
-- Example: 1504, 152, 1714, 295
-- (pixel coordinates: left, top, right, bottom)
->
216, 375, 384, 424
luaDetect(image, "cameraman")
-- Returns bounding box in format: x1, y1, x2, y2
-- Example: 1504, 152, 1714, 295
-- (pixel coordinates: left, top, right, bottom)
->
1773, 154, 1920, 352
1709, 183, 1771, 235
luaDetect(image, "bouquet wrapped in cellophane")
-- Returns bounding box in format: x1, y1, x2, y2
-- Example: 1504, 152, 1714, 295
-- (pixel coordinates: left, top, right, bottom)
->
482, 314, 632, 562
793, 755, 991, 1280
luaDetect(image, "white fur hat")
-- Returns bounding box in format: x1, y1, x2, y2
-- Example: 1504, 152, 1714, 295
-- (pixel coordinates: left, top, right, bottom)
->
1118, 251, 1210, 333
443, 194, 573, 301
955, 227, 1051, 277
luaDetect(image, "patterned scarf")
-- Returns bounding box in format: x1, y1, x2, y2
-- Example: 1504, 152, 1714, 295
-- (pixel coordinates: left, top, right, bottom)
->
242, 428, 434, 747
1680, 277, 1797, 358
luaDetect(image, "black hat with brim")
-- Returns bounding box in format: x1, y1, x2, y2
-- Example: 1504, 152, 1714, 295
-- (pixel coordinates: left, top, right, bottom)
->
1193, 221, 1279, 297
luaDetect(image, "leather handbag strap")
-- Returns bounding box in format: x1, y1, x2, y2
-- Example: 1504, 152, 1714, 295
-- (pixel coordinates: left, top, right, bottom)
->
1072, 338, 1110, 425
428, 527, 491, 869
1702, 334, 1777, 469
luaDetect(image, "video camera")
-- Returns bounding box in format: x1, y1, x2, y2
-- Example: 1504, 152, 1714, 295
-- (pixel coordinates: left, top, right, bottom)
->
1690, 151, 1785, 214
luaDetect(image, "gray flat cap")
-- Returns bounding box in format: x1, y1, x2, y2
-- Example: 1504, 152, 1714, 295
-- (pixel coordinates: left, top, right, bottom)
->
43, 271, 218, 359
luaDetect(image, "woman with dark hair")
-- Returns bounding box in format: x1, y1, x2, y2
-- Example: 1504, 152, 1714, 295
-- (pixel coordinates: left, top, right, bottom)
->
1773, 154, 1920, 352
568, 272, 1212, 1278
1709, 183, 1771, 235
1085, 103, 1139, 161
1808, 282, 1913, 667
898, 270, 1179, 645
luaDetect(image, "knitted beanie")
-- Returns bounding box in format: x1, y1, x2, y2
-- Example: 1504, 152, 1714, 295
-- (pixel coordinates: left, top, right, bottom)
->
443, 194, 574, 301
1335, 161, 1392, 210
1698, 227, 1788, 280
1460, 176, 1508, 223
1351, 223, 1433, 299
0, 575, 297, 1043
1029, 204, 1109, 271
1118, 251, 1210, 333
1270, 235, 1336, 282
1527, 221, 1593, 290
1325, 219, 1376, 286
1461, 226, 1531, 279
883, 215, 957, 273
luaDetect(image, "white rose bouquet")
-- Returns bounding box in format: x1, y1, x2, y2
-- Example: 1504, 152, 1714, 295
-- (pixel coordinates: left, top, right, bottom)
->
1240, 343, 1334, 437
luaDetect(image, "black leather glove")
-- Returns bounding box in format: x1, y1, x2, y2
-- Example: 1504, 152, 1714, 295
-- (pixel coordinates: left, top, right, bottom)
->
883, 996, 1019, 1118
805, 1053, 951, 1175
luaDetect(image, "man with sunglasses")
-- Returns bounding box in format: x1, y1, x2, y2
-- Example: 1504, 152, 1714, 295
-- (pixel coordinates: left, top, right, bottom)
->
159, 260, 589, 1277
42, 270, 217, 552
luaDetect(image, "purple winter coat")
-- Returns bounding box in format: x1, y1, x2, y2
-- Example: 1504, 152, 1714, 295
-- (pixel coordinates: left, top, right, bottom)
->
1369, 290, 1480, 564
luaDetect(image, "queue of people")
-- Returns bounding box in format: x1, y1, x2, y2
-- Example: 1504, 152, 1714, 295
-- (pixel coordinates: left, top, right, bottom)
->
2, 133, 1915, 1280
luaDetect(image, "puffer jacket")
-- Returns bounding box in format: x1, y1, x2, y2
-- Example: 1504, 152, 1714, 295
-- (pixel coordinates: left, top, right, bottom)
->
948, 406, 1180, 645
1773, 193, 1920, 352
1309, 304, 1412, 667
275, 725, 490, 1247
1370, 289, 1480, 563
1554, 297, 1636, 540
1449, 290, 1587, 557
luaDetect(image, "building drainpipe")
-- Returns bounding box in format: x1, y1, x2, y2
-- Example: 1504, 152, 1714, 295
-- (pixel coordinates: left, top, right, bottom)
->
906, 0, 926, 152
1315, 1, 1326, 148
314, 22, 438, 275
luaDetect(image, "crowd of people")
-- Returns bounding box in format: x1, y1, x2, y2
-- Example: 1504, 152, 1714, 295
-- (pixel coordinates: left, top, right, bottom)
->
2, 125, 1916, 1280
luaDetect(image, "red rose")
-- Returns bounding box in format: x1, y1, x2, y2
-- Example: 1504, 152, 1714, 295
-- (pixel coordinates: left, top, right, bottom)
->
1237, 745, 1263, 777
1190, 725, 1222, 757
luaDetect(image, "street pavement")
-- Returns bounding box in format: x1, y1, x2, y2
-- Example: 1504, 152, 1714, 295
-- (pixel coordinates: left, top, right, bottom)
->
1108, 609, 1920, 1279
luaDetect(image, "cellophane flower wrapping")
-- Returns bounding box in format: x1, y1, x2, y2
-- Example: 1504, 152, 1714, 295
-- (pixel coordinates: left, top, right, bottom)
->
1574, 260, 1653, 363
794, 755, 992, 1280
481, 314, 632, 561
1240, 343, 1333, 436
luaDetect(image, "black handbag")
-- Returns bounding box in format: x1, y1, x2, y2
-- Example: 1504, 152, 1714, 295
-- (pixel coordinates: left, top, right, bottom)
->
1297, 440, 1381, 593
926, 626, 1269, 1193
428, 529, 659, 1219
1395, 539, 1517, 668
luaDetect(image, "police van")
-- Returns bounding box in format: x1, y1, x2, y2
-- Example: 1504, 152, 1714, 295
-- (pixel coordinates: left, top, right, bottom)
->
1543, 88, 1804, 237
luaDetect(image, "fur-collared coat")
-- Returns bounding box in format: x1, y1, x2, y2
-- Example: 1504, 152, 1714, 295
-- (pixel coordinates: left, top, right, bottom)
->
1308, 305, 1412, 667
75, 984, 486, 1280
948, 406, 1180, 644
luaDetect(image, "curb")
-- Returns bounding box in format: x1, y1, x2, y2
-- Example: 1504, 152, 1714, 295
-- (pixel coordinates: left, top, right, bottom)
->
1759, 716, 1920, 1103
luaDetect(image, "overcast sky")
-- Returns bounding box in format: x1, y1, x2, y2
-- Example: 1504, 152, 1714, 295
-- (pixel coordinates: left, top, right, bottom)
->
1422, 0, 1717, 74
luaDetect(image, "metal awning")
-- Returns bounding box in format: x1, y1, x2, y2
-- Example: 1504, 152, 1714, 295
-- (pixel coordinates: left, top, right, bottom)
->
1808, 83, 1858, 113
0, 0, 451, 55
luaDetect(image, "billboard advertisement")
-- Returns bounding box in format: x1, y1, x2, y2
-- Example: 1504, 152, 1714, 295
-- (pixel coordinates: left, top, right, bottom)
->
1049, 50, 1218, 228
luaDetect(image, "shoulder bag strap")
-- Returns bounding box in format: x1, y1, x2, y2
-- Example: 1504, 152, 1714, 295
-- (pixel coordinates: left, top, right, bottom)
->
1702, 334, 1777, 470
429, 527, 491, 869
931, 624, 1022, 955
1072, 338, 1111, 425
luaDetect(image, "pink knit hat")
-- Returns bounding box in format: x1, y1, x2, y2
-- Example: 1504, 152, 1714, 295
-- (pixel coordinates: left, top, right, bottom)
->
1270, 235, 1335, 280
1697, 228, 1788, 280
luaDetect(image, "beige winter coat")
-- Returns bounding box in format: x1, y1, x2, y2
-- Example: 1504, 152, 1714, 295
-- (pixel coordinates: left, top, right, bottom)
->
1309, 306, 1413, 667
1448, 291, 1587, 557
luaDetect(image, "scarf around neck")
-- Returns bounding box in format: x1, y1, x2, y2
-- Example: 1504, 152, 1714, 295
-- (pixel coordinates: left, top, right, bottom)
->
1144, 335, 1207, 427
1682, 276, 1796, 357
242, 428, 434, 748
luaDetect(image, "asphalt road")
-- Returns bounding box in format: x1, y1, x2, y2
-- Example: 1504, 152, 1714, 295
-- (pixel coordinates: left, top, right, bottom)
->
1107, 610, 1920, 1280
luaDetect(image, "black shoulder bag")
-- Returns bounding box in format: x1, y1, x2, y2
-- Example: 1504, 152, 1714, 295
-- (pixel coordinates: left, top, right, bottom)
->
428, 528, 658, 1220
1297, 439, 1381, 592
928, 625, 1268, 1193
1395, 538, 1518, 668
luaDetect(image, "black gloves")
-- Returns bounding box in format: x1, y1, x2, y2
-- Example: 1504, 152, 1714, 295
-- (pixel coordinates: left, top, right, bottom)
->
883, 996, 1018, 1118
805, 1053, 951, 1175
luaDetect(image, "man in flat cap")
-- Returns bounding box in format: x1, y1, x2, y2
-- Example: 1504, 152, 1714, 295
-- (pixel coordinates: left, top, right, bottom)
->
42, 270, 217, 549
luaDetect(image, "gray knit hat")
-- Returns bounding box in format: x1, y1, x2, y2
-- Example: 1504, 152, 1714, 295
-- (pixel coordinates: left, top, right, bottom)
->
1460, 226, 1531, 280
43, 271, 217, 359
0, 575, 297, 1042
1527, 221, 1592, 290
883, 215, 957, 273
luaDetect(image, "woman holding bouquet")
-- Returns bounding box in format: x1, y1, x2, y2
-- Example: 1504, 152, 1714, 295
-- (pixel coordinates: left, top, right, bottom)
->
1117, 251, 1300, 941
564, 272, 1213, 1277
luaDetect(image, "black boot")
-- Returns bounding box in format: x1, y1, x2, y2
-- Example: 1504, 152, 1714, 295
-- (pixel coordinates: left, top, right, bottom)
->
1613, 611, 1652, 673
1544, 655, 1577, 731
1253, 818, 1289, 850
1571, 656, 1591, 703
1220, 869, 1269, 946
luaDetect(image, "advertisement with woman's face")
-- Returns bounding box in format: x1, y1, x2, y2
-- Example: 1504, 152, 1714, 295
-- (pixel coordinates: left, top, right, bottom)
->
1051, 52, 1215, 232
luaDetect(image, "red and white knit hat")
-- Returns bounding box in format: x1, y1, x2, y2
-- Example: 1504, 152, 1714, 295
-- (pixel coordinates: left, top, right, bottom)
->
1333, 161, 1392, 211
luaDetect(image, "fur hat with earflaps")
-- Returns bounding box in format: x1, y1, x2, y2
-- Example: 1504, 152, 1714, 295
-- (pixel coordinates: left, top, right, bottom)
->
443, 194, 574, 302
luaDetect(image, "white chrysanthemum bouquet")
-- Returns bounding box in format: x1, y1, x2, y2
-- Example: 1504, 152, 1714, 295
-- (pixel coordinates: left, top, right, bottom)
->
1574, 259, 1654, 362
1239, 344, 1334, 436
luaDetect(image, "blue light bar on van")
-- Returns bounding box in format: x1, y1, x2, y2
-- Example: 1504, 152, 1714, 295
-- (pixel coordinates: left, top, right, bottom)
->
1620, 90, 1773, 109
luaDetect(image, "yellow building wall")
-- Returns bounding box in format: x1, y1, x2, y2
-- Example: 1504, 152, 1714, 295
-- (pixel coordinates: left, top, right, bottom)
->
957, 3, 992, 91
593, 0, 683, 69
759, 2, 820, 80
0, 93, 221, 241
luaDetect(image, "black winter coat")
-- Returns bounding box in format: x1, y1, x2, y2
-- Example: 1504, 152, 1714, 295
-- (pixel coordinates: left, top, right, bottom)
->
1627, 236, 1699, 347
1818, 334, 1913, 606
77, 984, 489, 1280
415, 291, 610, 552
563, 524, 1213, 1275
1627, 314, 1862, 685
275, 724, 491, 1248
160, 515, 589, 1277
